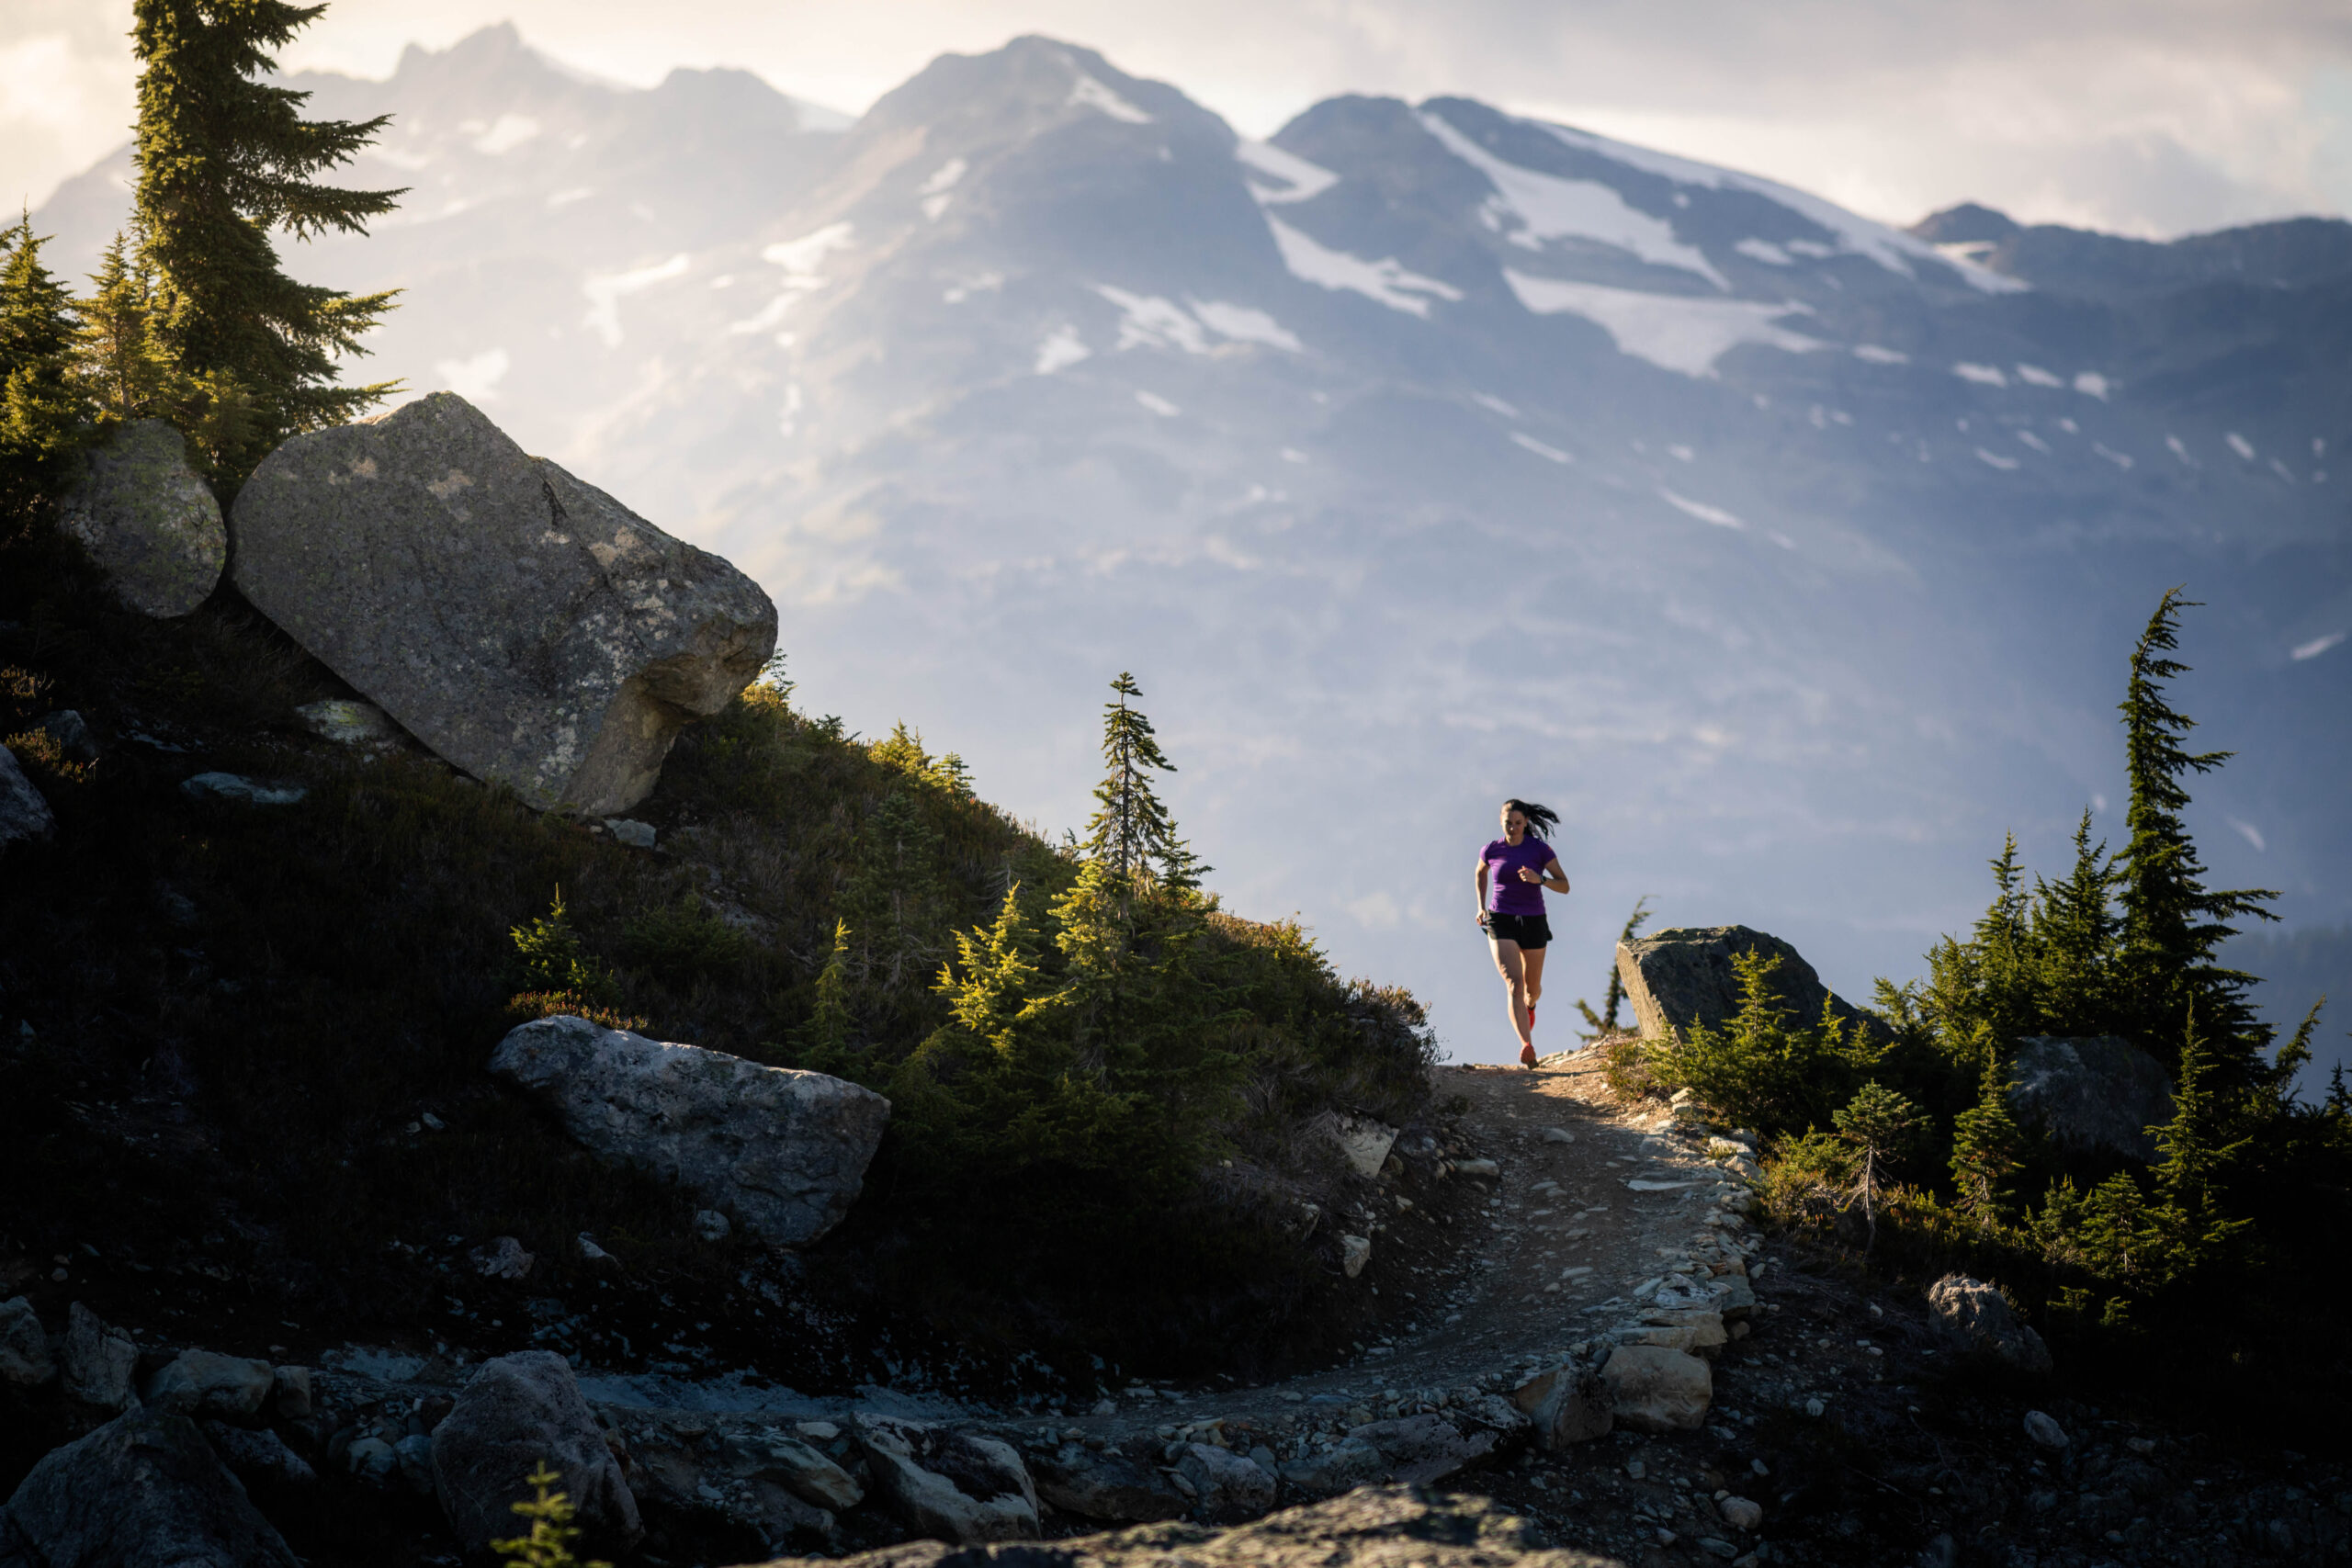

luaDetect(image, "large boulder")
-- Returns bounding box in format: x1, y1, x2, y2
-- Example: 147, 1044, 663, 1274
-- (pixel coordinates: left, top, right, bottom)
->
430, 1350, 641, 1554
1615, 925, 1888, 1043
490, 1015, 889, 1247
1174, 1443, 1277, 1521
853, 1415, 1038, 1545
1512, 1361, 1612, 1448
55, 420, 225, 618
1925, 1273, 2053, 1375
229, 392, 776, 816
0, 748, 55, 852
2009, 1036, 2173, 1162
142, 1350, 275, 1418
0, 1410, 300, 1568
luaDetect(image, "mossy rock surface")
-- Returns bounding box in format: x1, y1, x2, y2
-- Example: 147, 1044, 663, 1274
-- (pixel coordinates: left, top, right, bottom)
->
55, 419, 225, 618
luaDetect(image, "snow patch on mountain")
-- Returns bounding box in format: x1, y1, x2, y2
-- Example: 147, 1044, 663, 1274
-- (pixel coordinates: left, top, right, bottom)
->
581, 252, 690, 347
1503, 273, 1821, 377
1266, 217, 1463, 317
1067, 68, 1151, 124
1538, 121, 2027, 295
1418, 109, 1727, 289
1237, 140, 1340, 206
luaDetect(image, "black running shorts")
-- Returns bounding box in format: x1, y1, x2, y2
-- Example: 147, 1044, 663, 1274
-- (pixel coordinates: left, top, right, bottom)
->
1484, 912, 1551, 949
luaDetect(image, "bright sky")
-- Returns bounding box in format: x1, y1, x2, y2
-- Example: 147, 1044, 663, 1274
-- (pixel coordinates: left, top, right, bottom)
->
9, 0, 2352, 238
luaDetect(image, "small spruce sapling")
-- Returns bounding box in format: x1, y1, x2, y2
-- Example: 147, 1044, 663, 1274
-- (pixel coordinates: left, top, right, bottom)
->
1833, 1080, 1921, 1250
1948, 1028, 2027, 1226
1575, 897, 1653, 1040
492, 1463, 610, 1568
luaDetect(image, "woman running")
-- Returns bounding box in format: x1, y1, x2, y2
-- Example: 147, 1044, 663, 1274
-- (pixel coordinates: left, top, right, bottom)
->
1476, 799, 1570, 1067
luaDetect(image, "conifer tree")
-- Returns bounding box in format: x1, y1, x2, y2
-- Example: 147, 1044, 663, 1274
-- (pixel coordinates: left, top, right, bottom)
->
1834, 1080, 1920, 1249
792, 919, 856, 1072
2031, 809, 2121, 1036
2142, 1002, 2252, 1280
130, 0, 404, 487
0, 215, 85, 523
1576, 897, 1652, 1039
1083, 673, 1204, 894
74, 230, 173, 427
2115, 589, 2278, 1075
1949, 1030, 2027, 1224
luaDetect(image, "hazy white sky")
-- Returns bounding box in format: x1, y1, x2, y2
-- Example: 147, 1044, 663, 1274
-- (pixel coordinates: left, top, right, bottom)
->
8, 0, 2352, 238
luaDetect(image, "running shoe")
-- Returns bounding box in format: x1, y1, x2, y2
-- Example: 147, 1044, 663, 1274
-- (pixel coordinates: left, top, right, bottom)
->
1519, 1041, 1538, 1069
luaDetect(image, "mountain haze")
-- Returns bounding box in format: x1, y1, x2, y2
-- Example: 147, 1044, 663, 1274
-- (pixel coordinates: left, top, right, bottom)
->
34, 25, 2351, 1066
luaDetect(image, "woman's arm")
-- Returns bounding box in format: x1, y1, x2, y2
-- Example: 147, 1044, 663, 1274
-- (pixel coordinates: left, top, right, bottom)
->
1540, 856, 1570, 895
1474, 860, 1490, 924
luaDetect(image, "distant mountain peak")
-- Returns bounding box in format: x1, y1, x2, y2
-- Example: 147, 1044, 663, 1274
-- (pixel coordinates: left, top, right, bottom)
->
1909, 201, 2022, 244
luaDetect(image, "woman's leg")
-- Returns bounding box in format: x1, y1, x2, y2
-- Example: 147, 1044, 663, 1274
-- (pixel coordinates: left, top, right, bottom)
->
1490, 937, 1534, 1053
1521, 946, 1547, 1013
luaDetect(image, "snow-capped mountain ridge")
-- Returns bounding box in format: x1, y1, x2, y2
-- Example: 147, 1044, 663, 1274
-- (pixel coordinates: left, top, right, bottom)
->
30, 28, 2349, 1062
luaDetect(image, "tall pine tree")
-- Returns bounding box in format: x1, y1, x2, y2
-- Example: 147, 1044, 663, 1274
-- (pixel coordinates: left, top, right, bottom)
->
131, 0, 404, 488
0, 215, 85, 523
74, 230, 173, 427
1083, 672, 1204, 894
2116, 589, 2278, 1077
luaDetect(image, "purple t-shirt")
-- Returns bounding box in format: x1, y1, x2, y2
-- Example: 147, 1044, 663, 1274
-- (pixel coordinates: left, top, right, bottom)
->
1483, 836, 1557, 917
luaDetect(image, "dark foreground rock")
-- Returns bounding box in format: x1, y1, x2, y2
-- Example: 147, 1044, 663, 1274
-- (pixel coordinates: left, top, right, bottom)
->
491, 1015, 890, 1247
733, 1485, 1622, 1567
54, 419, 225, 618
2009, 1034, 2173, 1161
0, 1410, 300, 1568
229, 391, 776, 815
1926, 1271, 2053, 1375
430, 1350, 641, 1554
854, 1415, 1040, 1546
0, 747, 55, 851
1615, 925, 1888, 1043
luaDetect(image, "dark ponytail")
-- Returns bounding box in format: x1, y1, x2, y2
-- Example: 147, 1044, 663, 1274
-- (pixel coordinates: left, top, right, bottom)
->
1505, 799, 1560, 840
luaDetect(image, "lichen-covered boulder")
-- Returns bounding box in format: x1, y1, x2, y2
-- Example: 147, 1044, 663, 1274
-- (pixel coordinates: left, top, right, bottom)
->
490, 1015, 889, 1247
229, 392, 776, 816
1615, 925, 1888, 1043
1925, 1273, 2053, 1375
55, 420, 225, 618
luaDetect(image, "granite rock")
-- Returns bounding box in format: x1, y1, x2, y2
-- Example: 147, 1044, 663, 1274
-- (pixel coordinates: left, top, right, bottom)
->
229, 392, 775, 816
55, 420, 224, 618
0, 1411, 299, 1568
2009, 1036, 2173, 1162
1615, 925, 1888, 1044
430, 1350, 641, 1553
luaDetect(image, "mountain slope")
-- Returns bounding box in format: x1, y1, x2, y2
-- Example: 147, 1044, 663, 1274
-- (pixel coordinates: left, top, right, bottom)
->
32, 28, 2350, 1069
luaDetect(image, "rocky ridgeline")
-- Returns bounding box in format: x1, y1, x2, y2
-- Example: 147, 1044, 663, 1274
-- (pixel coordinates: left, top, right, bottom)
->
3, 391, 776, 840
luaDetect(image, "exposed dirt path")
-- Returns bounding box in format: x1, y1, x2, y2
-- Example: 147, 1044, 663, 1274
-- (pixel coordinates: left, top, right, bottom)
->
1064, 1047, 1760, 1438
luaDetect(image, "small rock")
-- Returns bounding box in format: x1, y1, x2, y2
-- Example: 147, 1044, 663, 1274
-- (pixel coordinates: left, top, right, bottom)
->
55, 419, 226, 617
1176, 1442, 1277, 1521
854, 1414, 1038, 1544
394, 1432, 437, 1495
468, 1235, 535, 1280
6, 1410, 300, 1567
605, 818, 657, 850
37, 710, 99, 765
420, 1111, 446, 1131
294, 698, 398, 747
1278, 1438, 1385, 1496
180, 773, 308, 807
0, 745, 58, 849
272, 1365, 313, 1419
1339, 1234, 1372, 1279
2023, 1409, 2069, 1450
431, 1350, 642, 1552
1454, 1157, 1500, 1179
1720, 1495, 1763, 1530
695, 1209, 732, 1243
1601, 1346, 1712, 1433
577, 1232, 620, 1269
144, 1349, 277, 1417
1329, 1114, 1399, 1178
1543, 1126, 1575, 1144
346, 1435, 399, 1484
1348, 1410, 1516, 1487
1925, 1273, 2052, 1375
1804, 1397, 1826, 1417
0, 1295, 55, 1387
1033, 1441, 1188, 1521
1511, 1362, 1611, 1448
202, 1420, 318, 1487
729, 1431, 864, 1511
61, 1301, 140, 1414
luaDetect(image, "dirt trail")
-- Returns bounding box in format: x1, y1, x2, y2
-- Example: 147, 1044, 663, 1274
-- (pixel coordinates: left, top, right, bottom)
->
1069, 1046, 1761, 1437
